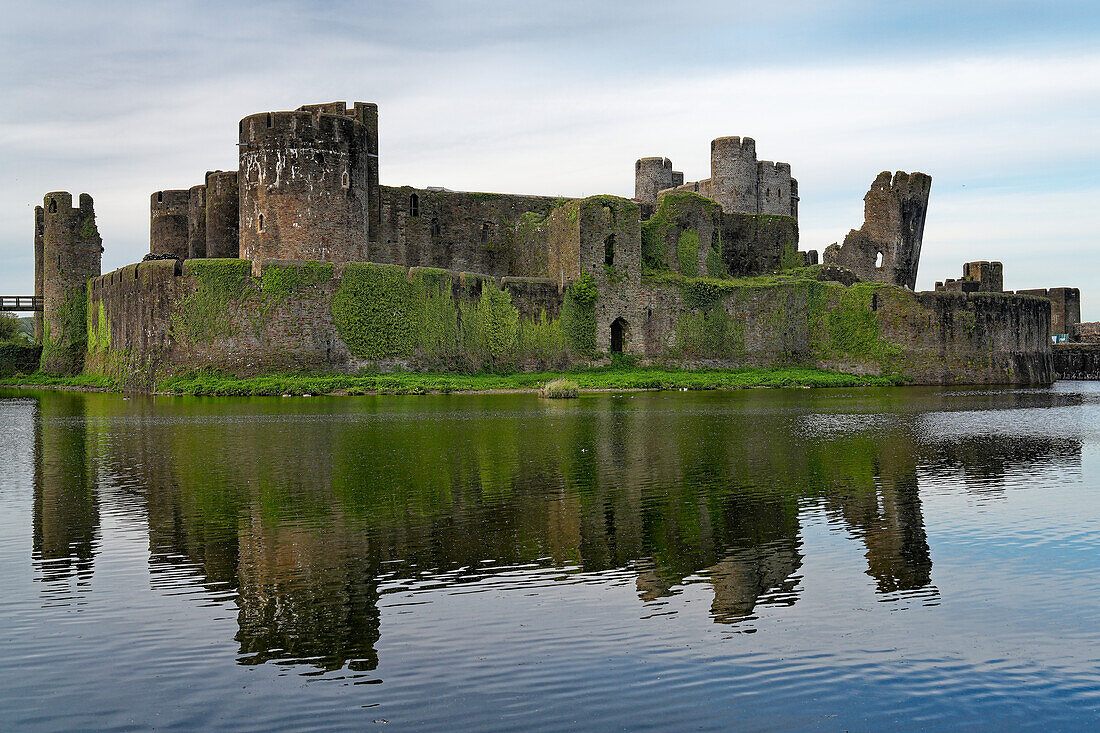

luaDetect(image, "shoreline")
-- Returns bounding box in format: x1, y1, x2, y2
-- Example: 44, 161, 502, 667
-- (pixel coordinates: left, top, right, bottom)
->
0, 366, 905, 397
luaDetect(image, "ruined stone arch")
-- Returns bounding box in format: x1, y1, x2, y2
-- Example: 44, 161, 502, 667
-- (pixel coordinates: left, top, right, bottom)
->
610, 317, 630, 354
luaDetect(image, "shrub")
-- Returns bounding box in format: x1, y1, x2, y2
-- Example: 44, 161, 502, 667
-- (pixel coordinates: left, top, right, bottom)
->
538, 378, 579, 399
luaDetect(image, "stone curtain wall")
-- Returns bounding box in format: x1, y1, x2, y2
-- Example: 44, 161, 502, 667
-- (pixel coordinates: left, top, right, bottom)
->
377, 186, 564, 276
1053, 344, 1100, 379
86, 258, 1053, 388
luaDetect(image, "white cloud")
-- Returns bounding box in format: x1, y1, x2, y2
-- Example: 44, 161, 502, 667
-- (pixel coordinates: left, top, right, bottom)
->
1, 16, 1097, 316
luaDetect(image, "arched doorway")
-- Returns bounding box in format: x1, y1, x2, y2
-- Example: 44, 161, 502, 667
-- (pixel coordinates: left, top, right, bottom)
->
610, 317, 628, 354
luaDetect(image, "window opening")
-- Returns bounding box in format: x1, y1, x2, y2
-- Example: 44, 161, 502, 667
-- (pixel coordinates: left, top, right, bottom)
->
409, 193, 419, 217
604, 233, 615, 266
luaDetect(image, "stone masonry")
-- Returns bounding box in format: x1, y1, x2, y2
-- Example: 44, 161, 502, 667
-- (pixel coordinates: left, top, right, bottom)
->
823, 171, 931, 289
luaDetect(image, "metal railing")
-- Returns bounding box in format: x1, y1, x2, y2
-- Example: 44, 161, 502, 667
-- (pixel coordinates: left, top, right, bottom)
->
0, 296, 42, 311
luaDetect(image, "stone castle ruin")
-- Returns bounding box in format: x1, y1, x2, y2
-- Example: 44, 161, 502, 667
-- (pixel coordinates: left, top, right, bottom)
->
27, 101, 1056, 388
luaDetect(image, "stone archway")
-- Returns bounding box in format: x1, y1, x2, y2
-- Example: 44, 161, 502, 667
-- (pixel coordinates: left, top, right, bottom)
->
610, 317, 629, 354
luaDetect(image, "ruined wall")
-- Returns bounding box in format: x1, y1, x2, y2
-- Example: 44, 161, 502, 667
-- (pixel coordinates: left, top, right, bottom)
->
187, 184, 206, 259
40, 192, 101, 375
150, 190, 190, 259
205, 170, 239, 258
238, 104, 372, 267
377, 186, 563, 276
937, 261, 1003, 294
823, 172, 931, 289
1015, 287, 1080, 336
642, 192, 799, 279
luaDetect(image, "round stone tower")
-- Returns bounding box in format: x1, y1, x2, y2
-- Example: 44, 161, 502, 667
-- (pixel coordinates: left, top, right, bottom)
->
634, 157, 674, 205
187, 183, 207, 259
40, 192, 102, 375
150, 189, 190, 258
710, 137, 758, 214
204, 170, 240, 258
238, 102, 377, 266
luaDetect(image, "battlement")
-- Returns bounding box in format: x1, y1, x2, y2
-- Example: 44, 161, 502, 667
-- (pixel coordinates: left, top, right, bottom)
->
636, 156, 672, 170
151, 189, 190, 212
758, 161, 791, 176
239, 109, 364, 146
43, 191, 93, 215
711, 136, 756, 156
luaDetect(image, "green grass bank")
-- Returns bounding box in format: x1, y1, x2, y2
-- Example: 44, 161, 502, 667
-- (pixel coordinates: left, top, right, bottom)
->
0, 366, 903, 396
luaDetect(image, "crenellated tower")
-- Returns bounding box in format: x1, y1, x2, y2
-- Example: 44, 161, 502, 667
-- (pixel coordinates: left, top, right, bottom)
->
39, 192, 102, 375
710, 137, 758, 214
150, 189, 190, 258
238, 102, 378, 267
634, 157, 674, 205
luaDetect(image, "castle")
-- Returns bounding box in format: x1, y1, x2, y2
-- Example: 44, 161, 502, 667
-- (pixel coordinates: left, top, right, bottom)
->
28, 101, 1056, 388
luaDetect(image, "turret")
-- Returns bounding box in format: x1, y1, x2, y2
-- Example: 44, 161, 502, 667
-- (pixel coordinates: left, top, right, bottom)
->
204, 170, 239, 258
757, 161, 793, 217
39, 192, 102, 375
710, 136, 758, 214
187, 184, 207, 259
238, 102, 378, 268
150, 189, 190, 258
634, 157, 674, 205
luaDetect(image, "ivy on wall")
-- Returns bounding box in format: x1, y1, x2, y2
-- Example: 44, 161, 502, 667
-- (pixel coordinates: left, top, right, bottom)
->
40, 286, 88, 375
332, 263, 581, 370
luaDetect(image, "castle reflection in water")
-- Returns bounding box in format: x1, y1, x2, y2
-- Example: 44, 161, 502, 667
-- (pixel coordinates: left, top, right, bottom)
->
26, 390, 1082, 673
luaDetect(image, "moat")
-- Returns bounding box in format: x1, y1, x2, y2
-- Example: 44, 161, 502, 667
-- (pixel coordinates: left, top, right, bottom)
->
2, 385, 1099, 729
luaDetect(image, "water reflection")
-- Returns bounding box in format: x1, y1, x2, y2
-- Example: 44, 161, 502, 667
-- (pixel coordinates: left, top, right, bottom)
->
24, 389, 1082, 675
32, 393, 99, 593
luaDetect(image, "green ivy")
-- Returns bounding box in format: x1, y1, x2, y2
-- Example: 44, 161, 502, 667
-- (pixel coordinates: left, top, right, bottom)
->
261, 261, 334, 300
677, 230, 700, 277
459, 283, 520, 368
87, 298, 110, 353
332, 263, 423, 360
171, 259, 252, 344
561, 273, 598, 357
40, 286, 88, 375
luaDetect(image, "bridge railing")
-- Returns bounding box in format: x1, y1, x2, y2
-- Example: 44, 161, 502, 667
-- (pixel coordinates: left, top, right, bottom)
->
0, 296, 42, 312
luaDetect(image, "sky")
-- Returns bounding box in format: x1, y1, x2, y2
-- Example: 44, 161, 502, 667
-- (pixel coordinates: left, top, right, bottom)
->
1, 1, 1098, 314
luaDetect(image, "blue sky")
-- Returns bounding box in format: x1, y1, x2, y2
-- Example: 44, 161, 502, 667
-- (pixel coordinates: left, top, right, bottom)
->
2, 1, 1098, 313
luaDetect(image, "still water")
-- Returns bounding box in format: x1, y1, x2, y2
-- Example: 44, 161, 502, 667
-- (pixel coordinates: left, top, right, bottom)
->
1, 384, 1099, 730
